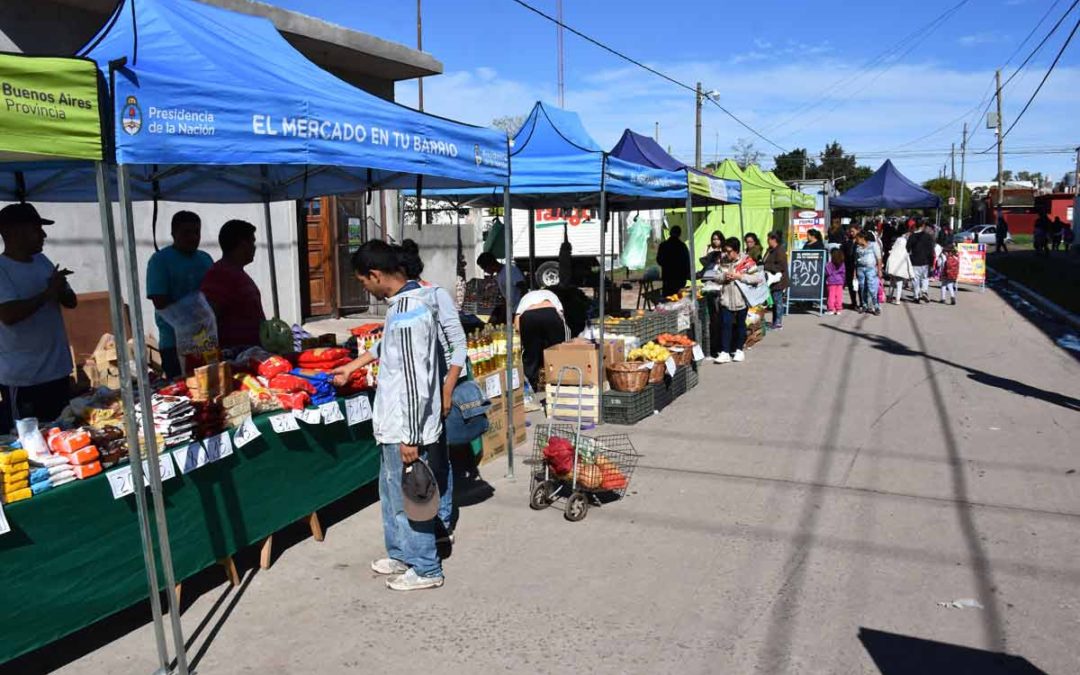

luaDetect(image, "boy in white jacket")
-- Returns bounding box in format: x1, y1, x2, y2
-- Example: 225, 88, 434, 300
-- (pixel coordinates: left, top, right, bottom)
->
333, 240, 444, 591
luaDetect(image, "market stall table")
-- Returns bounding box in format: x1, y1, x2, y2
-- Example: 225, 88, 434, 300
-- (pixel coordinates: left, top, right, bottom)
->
0, 395, 379, 665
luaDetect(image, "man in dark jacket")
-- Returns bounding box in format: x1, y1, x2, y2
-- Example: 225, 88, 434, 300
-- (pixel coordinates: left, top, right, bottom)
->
762, 231, 788, 330
841, 224, 860, 308
906, 223, 936, 303
656, 225, 691, 297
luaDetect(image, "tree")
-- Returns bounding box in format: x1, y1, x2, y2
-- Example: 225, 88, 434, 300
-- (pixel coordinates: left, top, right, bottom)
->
490, 115, 526, 136
772, 148, 817, 181
1015, 170, 1045, 187
994, 169, 1014, 182
731, 138, 763, 169
922, 178, 973, 220
817, 141, 872, 192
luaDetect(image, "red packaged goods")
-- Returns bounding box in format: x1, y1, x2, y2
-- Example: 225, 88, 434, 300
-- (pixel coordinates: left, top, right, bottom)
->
258, 356, 292, 379
349, 323, 383, 338
297, 348, 350, 367
48, 428, 92, 455
275, 390, 310, 411
296, 357, 351, 372
268, 373, 316, 395
66, 445, 100, 466
72, 461, 102, 480
158, 381, 190, 397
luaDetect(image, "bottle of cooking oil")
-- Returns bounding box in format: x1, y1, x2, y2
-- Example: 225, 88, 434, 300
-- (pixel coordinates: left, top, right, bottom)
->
467, 331, 479, 373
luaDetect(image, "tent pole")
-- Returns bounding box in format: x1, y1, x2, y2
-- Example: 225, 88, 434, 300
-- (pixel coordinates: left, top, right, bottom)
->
260, 166, 281, 319
502, 185, 515, 479
95, 161, 171, 673
528, 209, 536, 289
597, 156, 608, 424
686, 191, 699, 341
116, 164, 191, 675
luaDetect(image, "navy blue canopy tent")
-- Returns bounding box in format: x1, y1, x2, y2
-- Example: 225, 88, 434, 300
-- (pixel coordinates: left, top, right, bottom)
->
609, 129, 741, 204
831, 160, 941, 210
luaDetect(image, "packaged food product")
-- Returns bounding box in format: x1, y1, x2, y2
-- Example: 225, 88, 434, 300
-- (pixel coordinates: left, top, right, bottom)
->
47, 428, 92, 455
258, 355, 293, 379
71, 462, 102, 480
66, 445, 100, 466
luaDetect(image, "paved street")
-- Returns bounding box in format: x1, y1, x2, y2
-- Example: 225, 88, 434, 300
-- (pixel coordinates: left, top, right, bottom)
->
37, 285, 1080, 675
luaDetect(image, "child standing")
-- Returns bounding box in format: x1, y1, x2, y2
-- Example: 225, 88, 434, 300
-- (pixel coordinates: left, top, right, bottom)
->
825, 248, 846, 315
854, 229, 883, 316
939, 244, 960, 305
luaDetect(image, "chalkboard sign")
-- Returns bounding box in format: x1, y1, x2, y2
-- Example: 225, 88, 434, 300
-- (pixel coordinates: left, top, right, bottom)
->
787, 249, 826, 312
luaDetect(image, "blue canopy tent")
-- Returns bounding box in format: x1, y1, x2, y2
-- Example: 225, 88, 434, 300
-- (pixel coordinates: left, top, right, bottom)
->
831, 160, 942, 210
430, 102, 731, 421
1, 2, 511, 670
607, 128, 741, 340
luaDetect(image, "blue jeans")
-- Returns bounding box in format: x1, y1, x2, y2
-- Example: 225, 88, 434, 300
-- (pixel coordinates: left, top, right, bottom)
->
379, 443, 442, 578
720, 306, 748, 354
770, 289, 785, 326
429, 434, 454, 533
856, 267, 879, 311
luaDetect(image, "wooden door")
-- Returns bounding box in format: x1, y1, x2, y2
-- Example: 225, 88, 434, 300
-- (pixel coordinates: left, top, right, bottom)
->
300, 197, 336, 318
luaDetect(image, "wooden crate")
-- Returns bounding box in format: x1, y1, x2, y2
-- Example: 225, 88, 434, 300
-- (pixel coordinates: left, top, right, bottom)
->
545, 384, 601, 424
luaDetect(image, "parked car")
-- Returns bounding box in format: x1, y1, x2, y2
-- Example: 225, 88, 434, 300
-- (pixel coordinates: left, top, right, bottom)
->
954, 224, 1013, 245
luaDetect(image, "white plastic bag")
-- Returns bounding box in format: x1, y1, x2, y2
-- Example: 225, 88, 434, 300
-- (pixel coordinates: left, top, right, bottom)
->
157, 292, 219, 374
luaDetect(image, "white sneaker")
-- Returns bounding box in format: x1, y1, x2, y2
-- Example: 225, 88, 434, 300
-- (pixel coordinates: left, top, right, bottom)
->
371, 558, 409, 575
387, 568, 444, 591
713, 353, 732, 364
732, 350, 745, 363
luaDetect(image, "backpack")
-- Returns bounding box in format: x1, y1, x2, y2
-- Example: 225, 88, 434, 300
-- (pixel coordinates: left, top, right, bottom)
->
944, 254, 960, 281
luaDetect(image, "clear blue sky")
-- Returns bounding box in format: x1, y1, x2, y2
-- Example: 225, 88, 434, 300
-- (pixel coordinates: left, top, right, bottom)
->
271, 0, 1079, 183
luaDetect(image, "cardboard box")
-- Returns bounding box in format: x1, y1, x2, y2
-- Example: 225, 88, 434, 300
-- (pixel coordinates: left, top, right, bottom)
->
476, 357, 524, 402
480, 397, 526, 465
543, 341, 622, 387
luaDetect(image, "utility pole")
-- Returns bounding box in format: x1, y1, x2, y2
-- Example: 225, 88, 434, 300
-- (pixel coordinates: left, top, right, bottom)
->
556, 0, 565, 107
995, 69, 1004, 223
958, 123, 968, 229
950, 142, 956, 228
416, 0, 424, 111
654, 121, 659, 143
1074, 146, 1079, 194
694, 82, 703, 169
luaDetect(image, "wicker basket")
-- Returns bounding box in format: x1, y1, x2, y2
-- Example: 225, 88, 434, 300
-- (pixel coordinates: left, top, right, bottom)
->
672, 346, 694, 367
648, 361, 665, 384
606, 362, 651, 393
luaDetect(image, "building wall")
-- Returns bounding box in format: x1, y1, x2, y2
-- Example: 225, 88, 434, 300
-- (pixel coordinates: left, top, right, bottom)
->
0, 3, 103, 55
40, 200, 302, 345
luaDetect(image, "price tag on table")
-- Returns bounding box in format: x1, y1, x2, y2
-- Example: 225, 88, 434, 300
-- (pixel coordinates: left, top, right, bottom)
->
204, 431, 233, 462
692, 345, 706, 362
485, 374, 502, 400
293, 407, 322, 425
665, 357, 677, 377
269, 413, 301, 434
0, 503, 10, 536
107, 454, 178, 499
233, 415, 261, 448
346, 395, 372, 426
512, 368, 521, 391
172, 441, 209, 475
320, 401, 345, 425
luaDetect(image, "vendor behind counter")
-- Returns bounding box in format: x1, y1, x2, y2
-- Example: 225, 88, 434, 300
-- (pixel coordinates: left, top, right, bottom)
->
201, 219, 266, 349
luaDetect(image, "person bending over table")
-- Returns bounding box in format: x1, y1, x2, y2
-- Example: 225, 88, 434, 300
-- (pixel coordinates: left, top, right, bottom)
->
0, 203, 77, 432
515, 289, 568, 390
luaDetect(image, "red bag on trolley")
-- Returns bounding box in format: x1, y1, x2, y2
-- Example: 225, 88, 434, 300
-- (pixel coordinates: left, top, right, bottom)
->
542, 436, 575, 475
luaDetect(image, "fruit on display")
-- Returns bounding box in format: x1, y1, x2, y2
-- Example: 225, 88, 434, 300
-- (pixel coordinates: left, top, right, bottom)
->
657, 333, 694, 348
628, 341, 671, 363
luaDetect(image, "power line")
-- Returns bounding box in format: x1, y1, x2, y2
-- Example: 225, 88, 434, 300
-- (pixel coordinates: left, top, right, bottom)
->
764, 0, 971, 137
508, 0, 788, 152
978, 16, 1080, 154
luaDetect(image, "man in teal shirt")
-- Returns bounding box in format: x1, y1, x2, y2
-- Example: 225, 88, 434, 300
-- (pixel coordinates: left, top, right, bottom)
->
146, 211, 213, 378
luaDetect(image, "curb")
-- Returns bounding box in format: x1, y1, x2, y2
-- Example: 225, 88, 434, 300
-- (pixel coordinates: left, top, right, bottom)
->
987, 268, 1080, 332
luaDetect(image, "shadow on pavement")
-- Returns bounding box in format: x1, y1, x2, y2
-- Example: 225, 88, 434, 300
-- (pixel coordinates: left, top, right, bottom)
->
858, 627, 1048, 675
819, 325, 1080, 413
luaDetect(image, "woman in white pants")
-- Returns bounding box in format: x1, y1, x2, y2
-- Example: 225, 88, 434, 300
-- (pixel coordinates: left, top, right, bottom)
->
885, 232, 913, 305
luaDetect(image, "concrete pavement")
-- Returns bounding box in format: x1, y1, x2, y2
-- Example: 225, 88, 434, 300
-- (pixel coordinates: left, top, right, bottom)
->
30, 284, 1080, 674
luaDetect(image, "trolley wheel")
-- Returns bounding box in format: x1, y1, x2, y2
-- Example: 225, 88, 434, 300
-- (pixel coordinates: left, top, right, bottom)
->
530, 480, 556, 510
564, 491, 589, 521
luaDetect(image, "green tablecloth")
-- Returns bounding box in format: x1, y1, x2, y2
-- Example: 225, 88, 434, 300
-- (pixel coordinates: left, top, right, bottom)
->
0, 396, 380, 664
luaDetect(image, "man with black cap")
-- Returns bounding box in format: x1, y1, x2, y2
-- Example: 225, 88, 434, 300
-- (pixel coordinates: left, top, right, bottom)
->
0, 203, 76, 432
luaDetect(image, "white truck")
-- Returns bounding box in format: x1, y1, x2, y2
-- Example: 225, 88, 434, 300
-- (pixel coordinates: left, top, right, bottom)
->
479, 207, 662, 287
